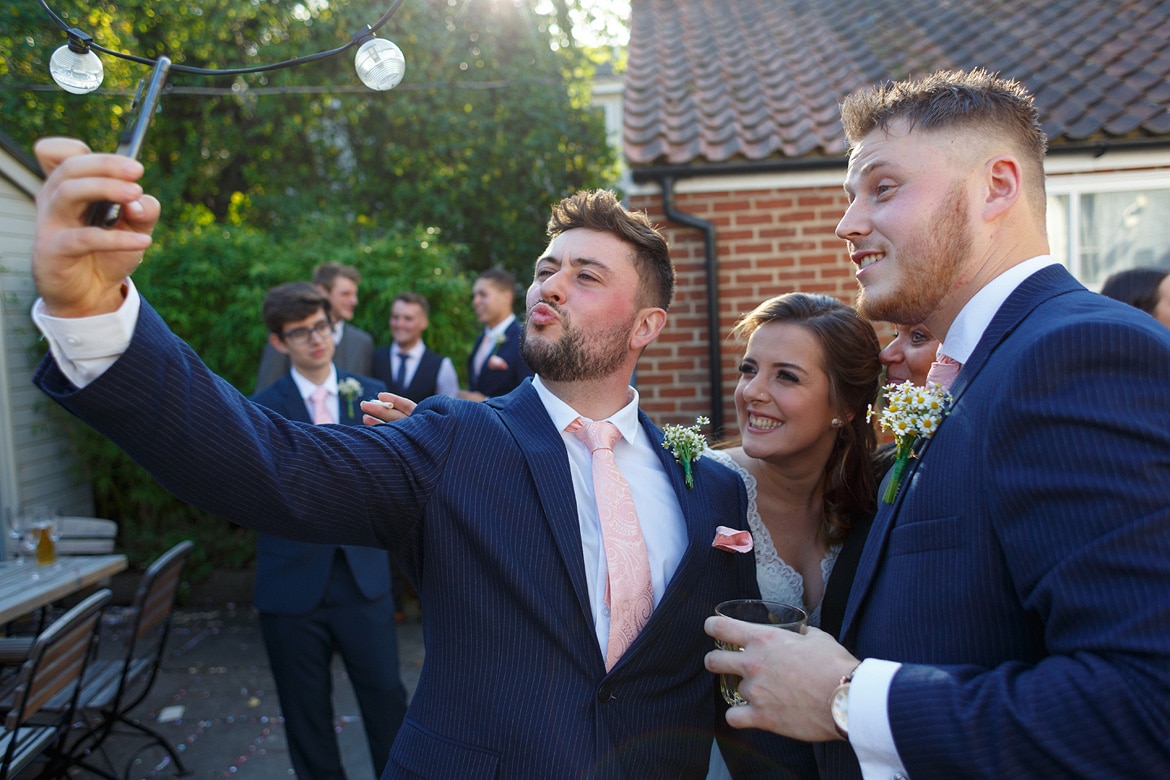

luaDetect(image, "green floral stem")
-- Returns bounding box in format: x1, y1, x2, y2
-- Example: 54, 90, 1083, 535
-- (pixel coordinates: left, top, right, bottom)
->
882, 437, 916, 504
682, 459, 694, 489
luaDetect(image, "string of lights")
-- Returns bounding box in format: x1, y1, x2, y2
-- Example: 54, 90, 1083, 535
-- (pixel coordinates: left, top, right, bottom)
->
39, 0, 409, 93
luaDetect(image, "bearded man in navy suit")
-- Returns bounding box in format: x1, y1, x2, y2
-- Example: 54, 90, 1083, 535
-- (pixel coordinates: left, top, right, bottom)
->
707, 69, 1170, 778
29, 168, 791, 776
251, 282, 407, 779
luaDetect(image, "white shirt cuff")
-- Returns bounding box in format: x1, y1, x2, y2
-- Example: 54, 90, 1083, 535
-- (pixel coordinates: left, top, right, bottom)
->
31, 279, 140, 389
850, 658, 910, 780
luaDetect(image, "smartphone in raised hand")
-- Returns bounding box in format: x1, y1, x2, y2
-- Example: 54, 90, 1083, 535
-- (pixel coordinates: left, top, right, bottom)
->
85, 55, 172, 228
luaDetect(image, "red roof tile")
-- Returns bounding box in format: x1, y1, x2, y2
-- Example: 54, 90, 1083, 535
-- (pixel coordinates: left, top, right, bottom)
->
625, 0, 1170, 167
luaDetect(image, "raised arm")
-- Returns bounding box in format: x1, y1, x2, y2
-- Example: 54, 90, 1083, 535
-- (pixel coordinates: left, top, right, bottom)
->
33, 138, 160, 318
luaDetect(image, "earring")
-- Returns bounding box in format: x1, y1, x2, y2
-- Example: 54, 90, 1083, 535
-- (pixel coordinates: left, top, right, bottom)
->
831, 417, 842, 428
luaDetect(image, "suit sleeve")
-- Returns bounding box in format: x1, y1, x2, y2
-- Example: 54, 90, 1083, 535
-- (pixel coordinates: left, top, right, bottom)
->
888, 316, 1170, 777
37, 300, 454, 557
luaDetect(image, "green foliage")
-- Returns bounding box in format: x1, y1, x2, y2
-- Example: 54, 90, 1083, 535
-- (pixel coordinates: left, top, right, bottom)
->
0, 0, 620, 281
71, 212, 470, 580
4, 0, 624, 576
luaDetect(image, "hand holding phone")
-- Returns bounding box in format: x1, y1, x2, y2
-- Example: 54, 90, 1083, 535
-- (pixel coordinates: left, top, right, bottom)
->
85, 56, 172, 228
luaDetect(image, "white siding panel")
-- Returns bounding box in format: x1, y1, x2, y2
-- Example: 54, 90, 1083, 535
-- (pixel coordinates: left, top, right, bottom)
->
0, 151, 94, 537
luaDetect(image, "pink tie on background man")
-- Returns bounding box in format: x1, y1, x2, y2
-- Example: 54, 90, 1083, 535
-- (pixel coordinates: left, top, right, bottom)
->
309, 386, 334, 425
472, 331, 495, 382
566, 418, 654, 671
926, 353, 962, 390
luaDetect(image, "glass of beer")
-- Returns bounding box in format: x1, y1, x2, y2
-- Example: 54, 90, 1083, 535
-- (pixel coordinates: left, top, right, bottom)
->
30, 506, 58, 567
714, 599, 807, 706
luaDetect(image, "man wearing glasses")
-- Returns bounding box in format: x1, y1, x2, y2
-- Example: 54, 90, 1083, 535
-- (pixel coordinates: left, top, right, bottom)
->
251, 282, 407, 779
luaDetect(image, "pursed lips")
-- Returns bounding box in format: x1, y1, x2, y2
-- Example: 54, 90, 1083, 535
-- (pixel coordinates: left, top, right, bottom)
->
526, 301, 560, 327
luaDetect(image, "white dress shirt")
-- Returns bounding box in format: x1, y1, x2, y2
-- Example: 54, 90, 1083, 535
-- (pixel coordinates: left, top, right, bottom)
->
851, 255, 1058, 779
392, 340, 459, 398
531, 376, 689, 658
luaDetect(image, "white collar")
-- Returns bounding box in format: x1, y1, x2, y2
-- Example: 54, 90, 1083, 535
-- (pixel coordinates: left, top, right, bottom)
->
940, 255, 1058, 363
394, 340, 427, 360
291, 364, 339, 401
484, 314, 516, 339
531, 376, 643, 446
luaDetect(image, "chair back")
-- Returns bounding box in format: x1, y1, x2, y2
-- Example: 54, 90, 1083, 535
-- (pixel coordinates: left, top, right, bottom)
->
54, 517, 118, 556
114, 541, 194, 709
0, 589, 111, 776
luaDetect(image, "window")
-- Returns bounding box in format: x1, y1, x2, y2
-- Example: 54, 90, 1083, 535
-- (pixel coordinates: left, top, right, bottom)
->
1046, 171, 1170, 289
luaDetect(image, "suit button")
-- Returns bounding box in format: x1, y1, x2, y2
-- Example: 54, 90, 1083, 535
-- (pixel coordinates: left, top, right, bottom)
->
597, 683, 614, 702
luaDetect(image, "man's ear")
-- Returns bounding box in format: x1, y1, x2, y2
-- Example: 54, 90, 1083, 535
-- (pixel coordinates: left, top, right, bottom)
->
630, 307, 667, 351
269, 332, 290, 355
983, 154, 1023, 221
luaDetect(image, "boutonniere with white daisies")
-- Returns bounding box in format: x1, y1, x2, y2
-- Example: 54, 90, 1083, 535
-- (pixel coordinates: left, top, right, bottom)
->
662, 416, 709, 489
868, 381, 952, 503
338, 377, 364, 417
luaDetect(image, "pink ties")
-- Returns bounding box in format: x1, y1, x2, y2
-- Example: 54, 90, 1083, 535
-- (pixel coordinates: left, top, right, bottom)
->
567, 418, 653, 671
472, 331, 494, 382
926, 353, 962, 390
309, 386, 334, 425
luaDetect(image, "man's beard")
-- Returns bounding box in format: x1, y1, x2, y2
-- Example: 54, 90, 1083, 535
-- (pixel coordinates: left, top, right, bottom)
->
856, 182, 971, 324
521, 307, 633, 382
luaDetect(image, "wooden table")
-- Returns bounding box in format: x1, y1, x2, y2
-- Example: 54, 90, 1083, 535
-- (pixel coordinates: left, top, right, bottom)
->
0, 555, 128, 625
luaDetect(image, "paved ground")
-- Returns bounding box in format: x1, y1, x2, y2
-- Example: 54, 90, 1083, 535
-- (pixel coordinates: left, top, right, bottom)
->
57, 596, 424, 780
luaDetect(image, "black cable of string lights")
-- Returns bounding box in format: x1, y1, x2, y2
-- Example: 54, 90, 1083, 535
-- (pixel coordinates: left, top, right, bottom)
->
38, 0, 406, 78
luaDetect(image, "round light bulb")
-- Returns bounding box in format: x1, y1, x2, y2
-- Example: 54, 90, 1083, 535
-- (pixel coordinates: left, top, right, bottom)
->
354, 37, 405, 91
50, 43, 104, 94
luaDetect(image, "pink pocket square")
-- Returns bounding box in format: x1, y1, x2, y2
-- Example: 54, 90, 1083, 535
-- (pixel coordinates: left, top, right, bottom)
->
712, 526, 753, 553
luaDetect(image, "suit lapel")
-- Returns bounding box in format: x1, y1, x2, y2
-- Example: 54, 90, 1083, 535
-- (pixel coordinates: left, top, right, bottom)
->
494, 385, 594, 620
640, 412, 708, 614
272, 375, 313, 424
841, 265, 1082, 643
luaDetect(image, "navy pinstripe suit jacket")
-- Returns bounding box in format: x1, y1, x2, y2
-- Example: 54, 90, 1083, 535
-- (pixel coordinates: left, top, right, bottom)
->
36, 301, 792, 779
819, 265, 1170, 778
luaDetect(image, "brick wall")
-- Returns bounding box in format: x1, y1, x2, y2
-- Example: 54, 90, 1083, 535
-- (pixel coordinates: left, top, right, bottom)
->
629, 184, 865, 437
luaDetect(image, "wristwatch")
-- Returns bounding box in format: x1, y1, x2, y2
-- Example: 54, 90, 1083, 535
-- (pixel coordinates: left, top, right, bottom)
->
830, 665, 859, 739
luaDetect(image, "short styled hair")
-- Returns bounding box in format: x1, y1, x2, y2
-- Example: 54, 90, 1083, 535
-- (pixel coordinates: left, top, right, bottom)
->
263, 282, 331, 334
547, 190, 675, 310
393, 291, 430, 315
312, 263, 361, 292
475, 268, 516, 299
731, 293, 881, 543
840, 68, 1049, 217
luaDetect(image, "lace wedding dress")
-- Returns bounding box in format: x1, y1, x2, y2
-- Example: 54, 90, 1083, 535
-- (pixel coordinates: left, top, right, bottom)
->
703, 448, 839, 780
704, 448, 838, 626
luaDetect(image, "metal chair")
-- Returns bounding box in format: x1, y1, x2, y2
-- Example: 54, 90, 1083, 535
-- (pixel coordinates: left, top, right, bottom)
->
61, 540, 193, 779
0, 588, 111, 779
0, 517, 120, 666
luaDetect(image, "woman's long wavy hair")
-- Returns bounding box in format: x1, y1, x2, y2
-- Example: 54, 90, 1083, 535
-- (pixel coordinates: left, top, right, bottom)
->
731, 293, 882, 544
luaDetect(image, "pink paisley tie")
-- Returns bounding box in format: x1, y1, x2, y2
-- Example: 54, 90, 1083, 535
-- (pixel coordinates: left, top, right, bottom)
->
926, 353, 962, 390
567, 418, 653, 670
309, 386, 334, 425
